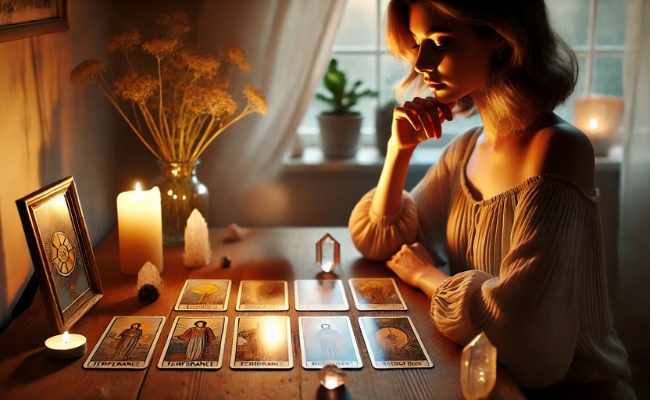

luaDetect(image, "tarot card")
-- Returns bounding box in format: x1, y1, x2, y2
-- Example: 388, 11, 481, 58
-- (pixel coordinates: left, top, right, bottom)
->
230, 316, 293, 369
358, 316, 433, 369
235, 280, 289, 311
348, 278, 408, 311
83, 316, 165, 369
298, 316, 362, 369
157, 316, 228, 369
174, 279, 232, 311
294, 279, 349, 311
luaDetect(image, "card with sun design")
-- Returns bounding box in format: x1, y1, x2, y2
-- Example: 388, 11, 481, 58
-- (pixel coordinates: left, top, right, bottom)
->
174, 279, 232, 311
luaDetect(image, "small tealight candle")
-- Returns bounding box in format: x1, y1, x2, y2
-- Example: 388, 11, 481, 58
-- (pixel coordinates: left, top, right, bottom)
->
117, 183, 164, 275
44, 331, 87, 360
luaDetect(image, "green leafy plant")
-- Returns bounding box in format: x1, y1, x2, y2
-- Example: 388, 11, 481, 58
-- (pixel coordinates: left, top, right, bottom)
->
316, 59, 377, 115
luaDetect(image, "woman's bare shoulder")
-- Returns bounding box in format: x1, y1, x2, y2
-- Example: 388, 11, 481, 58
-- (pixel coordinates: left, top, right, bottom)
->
529, 116, 595, 194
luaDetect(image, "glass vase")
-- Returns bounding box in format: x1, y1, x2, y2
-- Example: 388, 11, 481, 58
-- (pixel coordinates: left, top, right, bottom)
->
151, 160, 209, 247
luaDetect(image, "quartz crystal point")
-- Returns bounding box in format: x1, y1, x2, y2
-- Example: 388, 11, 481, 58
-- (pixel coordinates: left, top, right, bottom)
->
318, 364, 348, 389
316, 233, 340, 273
137, 261, 162, 289
184, 209, 211, 268
461, 332, 497, 400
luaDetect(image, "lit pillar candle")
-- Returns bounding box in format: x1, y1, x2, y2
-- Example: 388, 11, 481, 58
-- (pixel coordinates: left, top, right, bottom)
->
44, 331, 87, 360
117, 183, 163, 275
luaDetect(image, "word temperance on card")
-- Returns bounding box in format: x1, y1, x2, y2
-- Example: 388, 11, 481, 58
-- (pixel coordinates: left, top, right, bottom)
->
84, 316, 166, 369
158, 316, 228, 370
349, 278, 408, 311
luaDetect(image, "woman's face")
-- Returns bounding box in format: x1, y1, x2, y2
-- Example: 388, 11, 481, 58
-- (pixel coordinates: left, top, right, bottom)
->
408, 3, 500, 104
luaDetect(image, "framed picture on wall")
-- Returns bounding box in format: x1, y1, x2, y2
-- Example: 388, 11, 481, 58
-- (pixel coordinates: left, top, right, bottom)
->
0, 0, 68, 43
16, 176, 102, 333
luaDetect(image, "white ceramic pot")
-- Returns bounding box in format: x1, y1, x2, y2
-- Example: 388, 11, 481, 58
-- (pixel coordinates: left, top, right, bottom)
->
318, 113, 362, 159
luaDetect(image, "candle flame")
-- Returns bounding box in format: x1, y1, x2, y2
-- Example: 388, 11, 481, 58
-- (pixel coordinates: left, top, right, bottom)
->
589, 118, 598, 129
63, 331, 70, 343
135, 182, 142, 200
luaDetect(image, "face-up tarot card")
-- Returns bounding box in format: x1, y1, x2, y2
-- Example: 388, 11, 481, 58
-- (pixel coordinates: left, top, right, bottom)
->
230, 316, 293, 369
348, 278, 408, 311
83, 316, 165, 369
157, 316, 228, 369
294, 279, 349, 311
174, 279, 232, 311
235, 280, 289, 311
358, 316, 433, 369
298, 316, 362, 369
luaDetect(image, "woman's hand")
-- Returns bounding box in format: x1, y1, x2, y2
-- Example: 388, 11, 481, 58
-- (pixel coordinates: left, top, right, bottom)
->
391, 97, 456, 149
386, 242, 450, 298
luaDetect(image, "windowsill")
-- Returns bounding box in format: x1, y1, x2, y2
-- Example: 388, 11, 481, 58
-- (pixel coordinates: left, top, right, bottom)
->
284, 145, 622, 173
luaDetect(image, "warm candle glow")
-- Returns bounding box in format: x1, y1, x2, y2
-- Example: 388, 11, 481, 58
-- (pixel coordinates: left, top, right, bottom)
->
589, 118, 598, 129
62, 331, 70, 343
324, 377, 338, 389
135, 182, 142, 200
263, 320, 283, 347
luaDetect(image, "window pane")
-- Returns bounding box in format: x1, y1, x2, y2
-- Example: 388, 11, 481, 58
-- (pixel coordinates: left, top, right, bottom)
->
546, 0, 590, 47
380, 0, 389, 49
591, 56, 623, 96
301, 55, 379, 131
595, 0, 625, 46
334, 0, 377, 49
379, 53, 408, 106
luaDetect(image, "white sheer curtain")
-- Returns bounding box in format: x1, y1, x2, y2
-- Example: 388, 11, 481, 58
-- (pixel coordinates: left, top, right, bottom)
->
194, 0, 346, 226
615, 0, 650, 394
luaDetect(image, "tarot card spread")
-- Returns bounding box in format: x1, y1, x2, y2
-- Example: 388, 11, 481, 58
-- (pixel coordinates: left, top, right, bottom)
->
174, 279, 231, 311
294, 279, 349, 311
230, 316, 293, 369
235, 280, 289, 311
358, 316, 433, 369
348, 278, 408, 311
298, 316, 362, 369
83, 316, 165, 369
158, 316, 228, 369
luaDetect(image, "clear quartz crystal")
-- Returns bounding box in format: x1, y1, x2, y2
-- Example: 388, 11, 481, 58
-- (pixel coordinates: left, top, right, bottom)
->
461, 332, 497, 400
318, 364, 348, 389
183, 209, 211, 268
316, 233, 340, 273
137, 261, 162, 289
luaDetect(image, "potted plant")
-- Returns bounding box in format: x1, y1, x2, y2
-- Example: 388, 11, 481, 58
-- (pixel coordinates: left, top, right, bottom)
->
316, 59, 377, 159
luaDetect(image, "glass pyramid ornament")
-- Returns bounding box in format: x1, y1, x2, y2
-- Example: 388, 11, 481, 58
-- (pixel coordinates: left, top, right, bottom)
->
318, 364, 348, 389
316, 233, 340, 273
137, 261, 162, 289
183, 209, 211, 268
461, 332, 497, 400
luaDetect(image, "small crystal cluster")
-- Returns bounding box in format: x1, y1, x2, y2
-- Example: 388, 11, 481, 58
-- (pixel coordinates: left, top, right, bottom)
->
184, 209, 211, 268
461, 332, 497, 400
318, 364, 348, 389
137, 262, 162, 303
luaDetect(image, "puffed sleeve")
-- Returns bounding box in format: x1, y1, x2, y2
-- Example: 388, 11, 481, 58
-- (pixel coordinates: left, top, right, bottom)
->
431, 178, 595, 388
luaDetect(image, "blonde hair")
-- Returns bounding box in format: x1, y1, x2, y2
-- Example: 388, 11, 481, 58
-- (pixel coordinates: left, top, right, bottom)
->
385, 0, 578, 133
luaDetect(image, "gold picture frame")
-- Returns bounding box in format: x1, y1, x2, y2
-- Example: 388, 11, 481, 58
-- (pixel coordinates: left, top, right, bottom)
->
0, 0, 68, 43
16, 176, 102, 333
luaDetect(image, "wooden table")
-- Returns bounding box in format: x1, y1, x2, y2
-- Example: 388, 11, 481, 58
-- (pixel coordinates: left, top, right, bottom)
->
0, 227, 524, 399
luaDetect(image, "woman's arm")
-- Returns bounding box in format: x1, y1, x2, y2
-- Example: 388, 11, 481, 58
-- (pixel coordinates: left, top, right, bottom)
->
386, 242, 449, 297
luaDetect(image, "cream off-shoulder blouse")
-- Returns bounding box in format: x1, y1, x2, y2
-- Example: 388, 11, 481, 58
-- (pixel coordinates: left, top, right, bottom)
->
348, 127, 628, 388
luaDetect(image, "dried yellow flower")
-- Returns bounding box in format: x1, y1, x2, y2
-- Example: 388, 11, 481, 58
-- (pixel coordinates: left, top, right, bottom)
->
70, 58, 107, 87
243, 85, 268, 115
225, 46, 251, 72
114, 72, 158, 104
107, 29, 141, 53
184, 86, 237, 116
142, 36, 178, 59
183, 51, 220, 79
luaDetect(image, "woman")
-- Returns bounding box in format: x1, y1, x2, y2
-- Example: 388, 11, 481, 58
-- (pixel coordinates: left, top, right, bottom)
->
114, 323, 142, 359
348, 0, 631, 395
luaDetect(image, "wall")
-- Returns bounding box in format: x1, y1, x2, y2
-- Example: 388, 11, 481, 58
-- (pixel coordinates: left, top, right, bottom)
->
0, 0, 118, 331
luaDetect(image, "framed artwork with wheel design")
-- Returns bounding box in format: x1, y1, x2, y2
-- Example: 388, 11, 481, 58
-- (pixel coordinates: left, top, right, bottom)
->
16, 176, 102, 333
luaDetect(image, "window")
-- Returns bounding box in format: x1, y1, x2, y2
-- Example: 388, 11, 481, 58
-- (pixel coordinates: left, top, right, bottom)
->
298, 0, 626, 143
